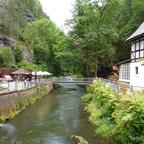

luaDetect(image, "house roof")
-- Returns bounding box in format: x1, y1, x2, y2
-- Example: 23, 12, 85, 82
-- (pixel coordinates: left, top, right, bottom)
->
116, 59, 131, 65
11, 69, 31, 75
127, 22, 144, 41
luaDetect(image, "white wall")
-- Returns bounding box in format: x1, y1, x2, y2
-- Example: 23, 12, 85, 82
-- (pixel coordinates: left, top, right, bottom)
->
130, 61, 144, 88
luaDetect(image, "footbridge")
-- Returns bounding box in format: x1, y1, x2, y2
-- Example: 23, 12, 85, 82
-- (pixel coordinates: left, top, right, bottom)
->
52, 77, 95, 85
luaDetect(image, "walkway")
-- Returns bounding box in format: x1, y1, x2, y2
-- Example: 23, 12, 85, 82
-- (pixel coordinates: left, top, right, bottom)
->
0, 78, 54, 95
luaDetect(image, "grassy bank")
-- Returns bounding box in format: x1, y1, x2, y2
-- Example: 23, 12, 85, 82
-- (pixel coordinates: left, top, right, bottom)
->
0, 86, 52, 122
82, 80, 144, 144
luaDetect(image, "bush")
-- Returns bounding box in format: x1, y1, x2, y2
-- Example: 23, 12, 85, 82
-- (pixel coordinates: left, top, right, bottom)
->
82, 80, 144, 144
17, 61, 42, 70
0, 46, 14, 67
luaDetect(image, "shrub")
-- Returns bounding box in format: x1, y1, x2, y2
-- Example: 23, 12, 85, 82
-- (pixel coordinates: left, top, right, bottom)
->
82, 80, 144, 144
0, 46, 14, 67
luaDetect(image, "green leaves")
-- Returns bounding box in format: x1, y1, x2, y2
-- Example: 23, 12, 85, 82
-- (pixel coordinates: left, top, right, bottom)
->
22, 18, 76, 75
0, 47, 14, 67
69, 0, 121, 76
83, 80, 144, 143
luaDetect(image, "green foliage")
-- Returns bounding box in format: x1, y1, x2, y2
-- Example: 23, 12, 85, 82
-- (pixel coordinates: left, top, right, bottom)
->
23, 18, 75, 75
83, 80, 144, 144
0, 47, 14, 67
69, 0, 119, 76
68, 0, 144, 77
17, 61, 42, 70
15, 42, 23, 63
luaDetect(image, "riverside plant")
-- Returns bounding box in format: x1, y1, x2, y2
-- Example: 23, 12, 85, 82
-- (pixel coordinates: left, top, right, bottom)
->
0, 89, 47, 122
82, 80, 144, 144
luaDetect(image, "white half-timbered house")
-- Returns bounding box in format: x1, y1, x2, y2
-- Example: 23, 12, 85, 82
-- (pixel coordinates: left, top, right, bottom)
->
119, 22, 144, 90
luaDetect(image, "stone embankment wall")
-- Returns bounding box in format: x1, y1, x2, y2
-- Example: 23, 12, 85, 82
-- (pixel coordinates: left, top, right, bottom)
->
0, 83, 54, 122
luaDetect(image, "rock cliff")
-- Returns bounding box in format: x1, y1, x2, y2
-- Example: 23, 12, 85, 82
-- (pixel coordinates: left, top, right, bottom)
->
0, 0, 46, 65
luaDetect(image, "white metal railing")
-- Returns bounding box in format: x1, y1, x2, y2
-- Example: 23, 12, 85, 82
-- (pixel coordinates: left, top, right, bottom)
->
99, 77, 131, 93
0, 78, 55, 94
0, 77, 96, 95
53, 77, 95, 84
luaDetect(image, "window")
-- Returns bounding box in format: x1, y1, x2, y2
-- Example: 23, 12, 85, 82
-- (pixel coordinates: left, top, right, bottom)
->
131, 52, 135, 59
131, 44, 135, 51
136, 42, 139, 50
140, 40, 144, 50
136, 51, 139, 58
140, 50, 144, 57
135, 67, 138, 74
120, 63, 130, 80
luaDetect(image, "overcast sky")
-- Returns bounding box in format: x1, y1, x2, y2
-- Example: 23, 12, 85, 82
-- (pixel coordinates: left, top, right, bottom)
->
39, 0, 75, 31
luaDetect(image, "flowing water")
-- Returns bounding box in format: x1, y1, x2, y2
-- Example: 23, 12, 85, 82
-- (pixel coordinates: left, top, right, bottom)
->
0, 84, 116, 144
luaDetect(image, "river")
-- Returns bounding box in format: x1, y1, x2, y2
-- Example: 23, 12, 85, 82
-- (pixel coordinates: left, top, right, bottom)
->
0, 84, 115, 144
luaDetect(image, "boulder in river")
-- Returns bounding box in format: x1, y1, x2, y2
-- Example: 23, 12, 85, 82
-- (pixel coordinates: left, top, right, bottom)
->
71, 135, 89, 144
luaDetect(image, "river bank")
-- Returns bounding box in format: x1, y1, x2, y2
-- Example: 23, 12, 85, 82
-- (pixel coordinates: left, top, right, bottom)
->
83, 80, 144, 144
0, 83, 54, 122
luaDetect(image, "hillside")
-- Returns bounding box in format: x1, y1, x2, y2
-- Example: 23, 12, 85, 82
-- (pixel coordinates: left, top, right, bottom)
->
0, 0, 47, 67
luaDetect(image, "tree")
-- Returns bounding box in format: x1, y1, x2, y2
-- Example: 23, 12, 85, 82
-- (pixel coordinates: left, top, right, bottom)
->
23, 18, 75, 75
68, 0, 121, 77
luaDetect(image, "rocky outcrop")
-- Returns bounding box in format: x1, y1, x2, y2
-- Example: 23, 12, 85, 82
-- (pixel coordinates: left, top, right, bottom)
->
0, 35, 33, 63
25, 10, 35, 22
0, 0, 9, 21
0, 0, 45, 65
0, 35, 15, 47
71, 135, 89, 144
0, 0, 35, 63
20, 45, 33, 62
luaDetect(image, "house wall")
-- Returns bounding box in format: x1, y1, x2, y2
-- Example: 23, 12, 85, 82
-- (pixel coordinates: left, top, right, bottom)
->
131, 39, 144, 61
130, 61, 144, 89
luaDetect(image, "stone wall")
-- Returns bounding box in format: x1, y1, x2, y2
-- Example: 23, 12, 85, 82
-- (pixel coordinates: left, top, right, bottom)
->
0, 83, 54, 121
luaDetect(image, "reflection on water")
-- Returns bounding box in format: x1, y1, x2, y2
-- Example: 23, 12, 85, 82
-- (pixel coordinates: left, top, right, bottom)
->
0, 123, 16, 144
0, 84, 116, 144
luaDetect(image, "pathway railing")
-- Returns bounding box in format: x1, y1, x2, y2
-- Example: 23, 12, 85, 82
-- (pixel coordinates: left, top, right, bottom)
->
0, 77, 96, 95
99, 77, 131, 93
0, 78, 56, 95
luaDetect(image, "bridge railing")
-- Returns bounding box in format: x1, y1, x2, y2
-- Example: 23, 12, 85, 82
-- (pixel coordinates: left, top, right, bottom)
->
0, 77, 96, 95
53, 77, 96, 83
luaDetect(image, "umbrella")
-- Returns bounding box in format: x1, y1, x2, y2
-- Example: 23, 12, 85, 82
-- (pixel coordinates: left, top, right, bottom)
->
12, 69, 31, 75
43, 71, 52, 76
36, 71, 44, 76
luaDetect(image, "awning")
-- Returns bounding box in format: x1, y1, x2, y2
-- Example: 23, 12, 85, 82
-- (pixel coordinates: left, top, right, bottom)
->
43, 71, 52, 76
4, 75, 12, 80
0, 75, 12, 81
36, 71, 52, 76
12, 69, 31, 75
